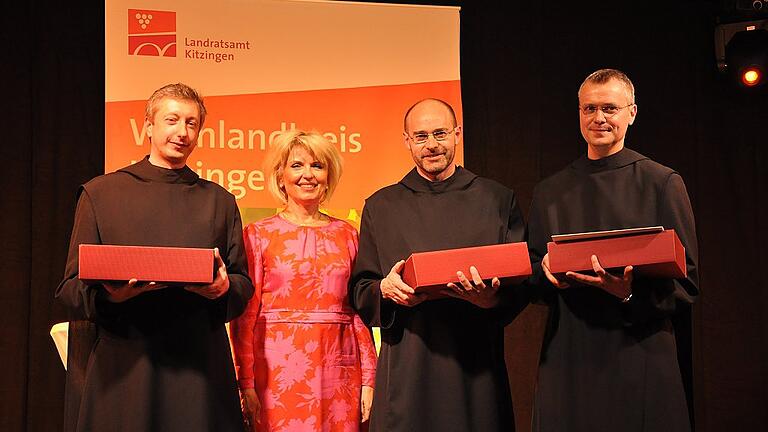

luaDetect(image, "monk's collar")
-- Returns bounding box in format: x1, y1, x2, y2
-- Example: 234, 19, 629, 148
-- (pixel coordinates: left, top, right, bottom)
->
118, 156, 200, 184
572, 147, 647, 173
399, 166, 477, 193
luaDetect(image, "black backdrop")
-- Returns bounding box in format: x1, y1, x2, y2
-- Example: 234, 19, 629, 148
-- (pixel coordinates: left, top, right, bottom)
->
2, 1, 766, 431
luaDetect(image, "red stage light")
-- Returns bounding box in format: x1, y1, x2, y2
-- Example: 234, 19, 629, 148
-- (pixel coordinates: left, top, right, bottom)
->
716, 20, 768, 89
741, 67, 763, 86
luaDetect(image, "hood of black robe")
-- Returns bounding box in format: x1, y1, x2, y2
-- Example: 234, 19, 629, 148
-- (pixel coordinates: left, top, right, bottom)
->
118, 155, 200, 185
571, 147, 649, 174
398, 166, 478, 194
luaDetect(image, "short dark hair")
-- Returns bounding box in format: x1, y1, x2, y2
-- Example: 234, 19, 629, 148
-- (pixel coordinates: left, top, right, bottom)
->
578, 69, 635, 104
145, 83, 207, 126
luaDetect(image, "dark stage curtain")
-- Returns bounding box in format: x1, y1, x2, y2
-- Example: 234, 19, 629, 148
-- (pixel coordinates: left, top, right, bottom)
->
2, 1, 765, 431
1, 2, 105, 432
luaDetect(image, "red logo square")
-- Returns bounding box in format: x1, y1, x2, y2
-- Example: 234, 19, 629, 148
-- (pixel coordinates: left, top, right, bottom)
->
128, 9, 176, 57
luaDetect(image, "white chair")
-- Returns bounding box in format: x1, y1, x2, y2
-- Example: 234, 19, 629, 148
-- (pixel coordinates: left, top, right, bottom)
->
50, 322, 69, 370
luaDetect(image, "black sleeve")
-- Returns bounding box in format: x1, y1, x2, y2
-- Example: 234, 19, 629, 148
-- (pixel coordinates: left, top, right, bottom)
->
525, 184, 559, 305
348, 200, 395, 329
218, 196, 254, 323
623, 173, 699, 323
660, 173, 699, 300
55, 189, 120, 323
495, 189, 531, 325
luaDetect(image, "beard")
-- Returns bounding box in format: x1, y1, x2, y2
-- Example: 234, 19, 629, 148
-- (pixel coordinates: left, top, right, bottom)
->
416, 149, 454, 176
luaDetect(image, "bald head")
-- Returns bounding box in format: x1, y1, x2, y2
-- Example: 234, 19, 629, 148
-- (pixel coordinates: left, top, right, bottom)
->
403, 98, 457, 133
402, 98, 461, 182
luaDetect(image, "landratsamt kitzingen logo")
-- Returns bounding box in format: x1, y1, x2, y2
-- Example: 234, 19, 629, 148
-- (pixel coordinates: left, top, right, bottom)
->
128, 9, 176, 57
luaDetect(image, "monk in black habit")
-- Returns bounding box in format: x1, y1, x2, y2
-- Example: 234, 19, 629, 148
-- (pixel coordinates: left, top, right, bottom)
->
56, 83, 254, 432
349, 98, 526, 432
527, 69, 699, 432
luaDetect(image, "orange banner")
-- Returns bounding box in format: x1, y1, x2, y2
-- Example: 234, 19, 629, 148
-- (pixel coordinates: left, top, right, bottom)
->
106, 80, 463, 218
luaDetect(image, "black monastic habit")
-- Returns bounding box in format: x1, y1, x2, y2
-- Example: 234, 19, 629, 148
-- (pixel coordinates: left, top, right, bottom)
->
527, 148, 699, 432
56, 157, 254, 432
350, 166, 525, 432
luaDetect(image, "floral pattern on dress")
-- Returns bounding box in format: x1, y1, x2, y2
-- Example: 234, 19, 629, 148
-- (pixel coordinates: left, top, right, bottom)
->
231, 215, 377, 432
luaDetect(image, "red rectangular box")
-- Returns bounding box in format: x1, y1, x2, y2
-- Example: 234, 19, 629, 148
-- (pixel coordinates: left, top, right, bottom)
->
547, 229, 686, 278
401, 242, 532, 299
78, 244, 215, 284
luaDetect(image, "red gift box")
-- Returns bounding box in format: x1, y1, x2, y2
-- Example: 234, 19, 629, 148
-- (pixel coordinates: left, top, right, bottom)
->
78, 244, 215, 284
401, 242, 532, 299
547, 228, 686, 279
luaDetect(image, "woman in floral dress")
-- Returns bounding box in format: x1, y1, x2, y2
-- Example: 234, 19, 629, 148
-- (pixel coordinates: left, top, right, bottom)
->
230, 130, 376, 432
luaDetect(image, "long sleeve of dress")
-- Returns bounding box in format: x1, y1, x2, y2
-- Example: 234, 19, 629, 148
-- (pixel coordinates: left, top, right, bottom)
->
345, 218, 377, 387
229, 224, 263, 390
353, 314, 377, 387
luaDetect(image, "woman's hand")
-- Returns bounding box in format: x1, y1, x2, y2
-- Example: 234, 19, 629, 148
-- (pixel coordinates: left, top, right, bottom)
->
361, 385, 374, 422
241, 388, 261, 430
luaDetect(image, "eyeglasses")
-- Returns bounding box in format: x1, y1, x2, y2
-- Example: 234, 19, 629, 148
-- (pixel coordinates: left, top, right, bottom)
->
579, 103, 634, 117
405, 127, 456, 144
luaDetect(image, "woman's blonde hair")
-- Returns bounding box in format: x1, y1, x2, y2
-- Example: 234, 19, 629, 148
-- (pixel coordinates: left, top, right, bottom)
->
265, 130, 343, 204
